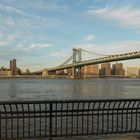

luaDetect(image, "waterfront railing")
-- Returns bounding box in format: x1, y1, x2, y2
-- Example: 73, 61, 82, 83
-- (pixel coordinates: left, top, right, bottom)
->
0, 99, 140, 140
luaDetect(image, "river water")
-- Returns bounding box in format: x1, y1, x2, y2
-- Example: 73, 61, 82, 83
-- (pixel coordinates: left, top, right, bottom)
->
0, 78, 140, 101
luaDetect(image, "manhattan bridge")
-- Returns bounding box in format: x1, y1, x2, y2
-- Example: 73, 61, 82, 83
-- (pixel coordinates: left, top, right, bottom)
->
35, 48, 140, 77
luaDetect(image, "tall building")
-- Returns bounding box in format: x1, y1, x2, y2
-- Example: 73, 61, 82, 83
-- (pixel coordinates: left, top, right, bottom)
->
10, 59, 20, 75
100, 63, 111, 76
83, 64, 99, 76
127, 67, 139, 76
112, 63, 124, 76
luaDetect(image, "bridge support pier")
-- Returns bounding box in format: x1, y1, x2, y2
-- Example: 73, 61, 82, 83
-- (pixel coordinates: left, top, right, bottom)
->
72, 66, 83, 79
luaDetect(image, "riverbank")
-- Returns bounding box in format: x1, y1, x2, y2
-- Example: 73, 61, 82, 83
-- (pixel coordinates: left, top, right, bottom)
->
0, 75, 139, 79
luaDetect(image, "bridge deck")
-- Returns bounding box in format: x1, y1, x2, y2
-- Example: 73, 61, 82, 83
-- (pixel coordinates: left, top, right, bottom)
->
48, 50, 140, 71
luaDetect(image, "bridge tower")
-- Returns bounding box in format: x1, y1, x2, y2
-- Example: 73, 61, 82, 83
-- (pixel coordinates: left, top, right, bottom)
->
72, 48, 82, 78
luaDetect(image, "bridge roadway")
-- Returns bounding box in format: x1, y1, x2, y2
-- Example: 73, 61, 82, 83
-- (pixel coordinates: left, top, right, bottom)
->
48, 50, 140, 71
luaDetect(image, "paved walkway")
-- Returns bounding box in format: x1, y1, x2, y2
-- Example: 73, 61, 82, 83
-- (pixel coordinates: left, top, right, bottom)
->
29, 135, 140, 140
54, 136, 140, 140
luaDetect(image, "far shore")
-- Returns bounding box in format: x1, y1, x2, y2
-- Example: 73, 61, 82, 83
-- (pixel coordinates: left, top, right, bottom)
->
0, 75, 139, 79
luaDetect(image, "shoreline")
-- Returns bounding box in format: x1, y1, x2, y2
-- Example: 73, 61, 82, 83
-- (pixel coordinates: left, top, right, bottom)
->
0, 75, 139, 79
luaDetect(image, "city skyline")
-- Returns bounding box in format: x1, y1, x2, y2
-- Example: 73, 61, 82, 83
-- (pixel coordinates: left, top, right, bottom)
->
0, 58, 140, 75
0, 0, 140, 71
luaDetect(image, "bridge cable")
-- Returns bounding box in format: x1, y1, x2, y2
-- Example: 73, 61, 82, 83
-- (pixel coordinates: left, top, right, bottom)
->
80, 49, 115, 57
60, 55, 74, 66
60, 49, 80, 66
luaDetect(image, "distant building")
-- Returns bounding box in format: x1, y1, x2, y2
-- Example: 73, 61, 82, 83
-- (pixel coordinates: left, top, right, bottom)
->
10, 59, 20, 75
100, 63, 111, 76
10, 59, 16, 75
127, 67, 139, 77
83, 65, 99, 76
112, 63, 124, 76
42, 69, 48, 76
26, 68, 30, 74
66, 68, 72, 75
56, 70, 64, 75
0, 67, 12, 76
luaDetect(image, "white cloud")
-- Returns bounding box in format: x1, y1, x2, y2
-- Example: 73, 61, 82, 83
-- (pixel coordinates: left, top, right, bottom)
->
32, 1, 69, 12
0, 32, 21, 47
0, 4, 38, 18
17, 44, 24, 48
84, 35, 95, 41
0, 41, 8, 46
16, 44, 30, 51
30, 43, 53, 49
7, 32, 21, 41
87, 6, 140, 29
78, 41, 140, 55
0, 3, 64, 31
74, 41, 140, 60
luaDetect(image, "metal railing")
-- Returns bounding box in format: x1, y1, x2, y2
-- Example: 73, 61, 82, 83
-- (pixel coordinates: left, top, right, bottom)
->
0, 99, 140, 139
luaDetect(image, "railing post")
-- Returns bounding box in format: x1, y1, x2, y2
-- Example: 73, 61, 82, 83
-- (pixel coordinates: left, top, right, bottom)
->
0, 111, 1, 139
49, 102, 53, 140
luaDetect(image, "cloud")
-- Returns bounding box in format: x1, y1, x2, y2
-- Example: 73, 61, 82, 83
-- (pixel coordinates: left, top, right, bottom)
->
0, 41, 8, 46
0, 4, 40, 19
30, 43, 53, 49
73, 41, 140, 60
0, 32, 21, 47
84, 34, 95, 41
0, 3, 64, 31
78, 41, 140, 55
7, 32, 21, 41
16, 44, 30, 51
87, 6, 140, 29
32, 1, 69, 12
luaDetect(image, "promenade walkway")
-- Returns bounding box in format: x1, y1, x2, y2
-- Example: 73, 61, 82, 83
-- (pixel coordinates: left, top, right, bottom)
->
56, 136, 140, 140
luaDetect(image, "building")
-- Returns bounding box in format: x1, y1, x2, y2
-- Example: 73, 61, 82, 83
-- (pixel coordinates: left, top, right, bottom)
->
100, 63, 111, 76
26, 69, 30, 74
42, 69, 49, 76
10, 59, 20, 75
0, 67, 12, 76
10, 59, 16, 75
66, 68, 72, 75
126, 67, 139, 77
83, 65, 99, 76
112, 63, 124, 76
56, 70, 64, 75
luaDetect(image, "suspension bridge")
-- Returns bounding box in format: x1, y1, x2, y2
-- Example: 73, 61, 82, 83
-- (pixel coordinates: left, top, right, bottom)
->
47, 48, 140, 77
34, 48, 140, 77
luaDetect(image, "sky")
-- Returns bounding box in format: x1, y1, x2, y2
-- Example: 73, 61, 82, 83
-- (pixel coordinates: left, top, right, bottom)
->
0, 0, 140, 71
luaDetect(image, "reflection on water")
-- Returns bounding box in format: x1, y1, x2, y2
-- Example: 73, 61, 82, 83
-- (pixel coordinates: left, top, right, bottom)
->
9, 82, 17, 98
0, 79, 140, 101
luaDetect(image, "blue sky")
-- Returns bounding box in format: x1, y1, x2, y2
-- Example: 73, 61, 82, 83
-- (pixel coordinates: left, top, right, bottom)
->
0, 0, 140, 71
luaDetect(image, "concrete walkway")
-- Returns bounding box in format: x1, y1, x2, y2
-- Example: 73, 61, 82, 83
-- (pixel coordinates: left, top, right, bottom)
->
30, 135, 140, 140
54, 136, 140, 140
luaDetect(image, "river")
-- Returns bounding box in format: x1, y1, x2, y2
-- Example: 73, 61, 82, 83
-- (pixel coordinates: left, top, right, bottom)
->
0, 78, 140, 101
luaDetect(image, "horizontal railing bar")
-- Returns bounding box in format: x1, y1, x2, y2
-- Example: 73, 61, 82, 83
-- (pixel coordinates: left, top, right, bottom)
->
0, 108, 139, 114
1, 111, 139, 119
52, 130, 140, 137
0, 135, 50, 139
0, 98, 140, 104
